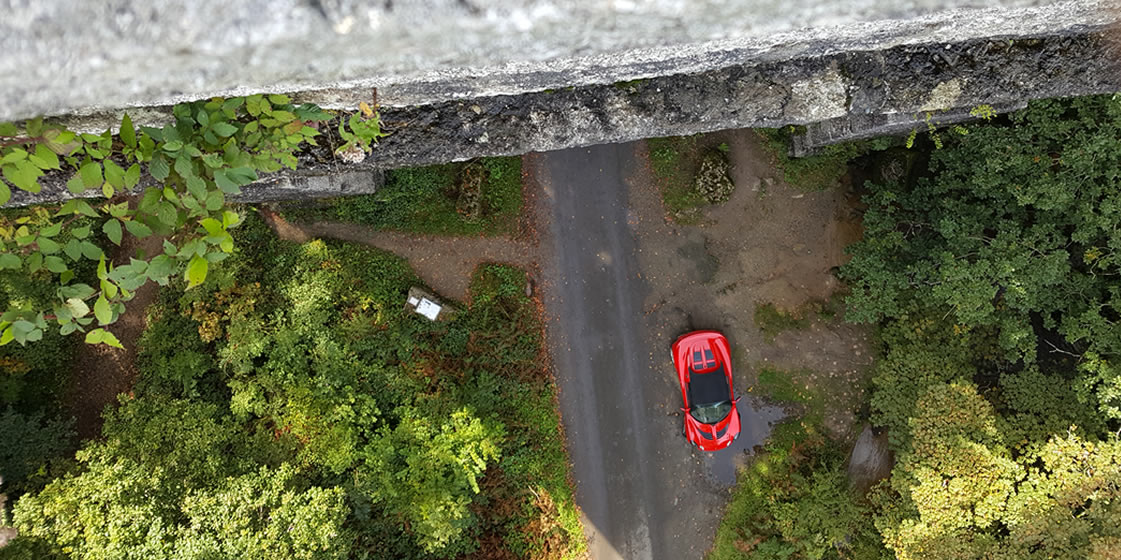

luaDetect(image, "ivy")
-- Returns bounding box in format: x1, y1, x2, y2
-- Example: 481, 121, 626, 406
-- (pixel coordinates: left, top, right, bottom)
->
0, 95, 383, 347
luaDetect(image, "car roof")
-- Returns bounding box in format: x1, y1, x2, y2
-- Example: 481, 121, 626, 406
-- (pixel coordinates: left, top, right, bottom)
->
687, 364, 730, 407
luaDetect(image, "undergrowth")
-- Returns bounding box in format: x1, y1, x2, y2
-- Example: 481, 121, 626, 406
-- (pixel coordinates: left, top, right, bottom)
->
280, 157, 522, 235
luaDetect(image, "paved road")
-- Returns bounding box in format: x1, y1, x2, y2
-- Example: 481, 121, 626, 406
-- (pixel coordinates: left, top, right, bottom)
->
535, 144, 782, 560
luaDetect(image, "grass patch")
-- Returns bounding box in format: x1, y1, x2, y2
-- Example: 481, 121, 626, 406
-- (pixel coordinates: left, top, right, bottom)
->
647, 136, 708, 223
757, 127, 894, 191
753, 297, 845, 342
756, 366, 825, 423
753, 302, 811, 341
279, 156, 523, 235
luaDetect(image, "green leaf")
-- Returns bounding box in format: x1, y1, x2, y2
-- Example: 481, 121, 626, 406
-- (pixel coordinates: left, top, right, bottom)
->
0, 181, 9, 205
101, 278, 118, 299
228, 167, 258, 185
0, 253, 20, 270
66, 297, 90, 318
85, 328, 124, 349
124, 163, 141, 188
196, 109, 209, 126
120, 113, 136, 148
0, 122, 17, 136
157, 201, 178, 226
246, 95, 263, 116
80, 241, 102, 260
71, 225, 91, 239
210, 122, 238, 137
146, 254, 175, 284
96, 254, 107, 280
103, 219, 123, 245
149, 156, 170, 181
27, 252, 42, 272
64, 238, 82, 260
205, 190, 224, 211
39, 222, 62, 237
93, 294, 112, 324
80, 161, 103, 187
1, 149, 27, 164
162, 140, 183, 152
199, 217, 223, 236
0, 326, 12, 346
103, 159, 125, 188
30, 143, 60, 170
174, 155, 193, 178
102, 183, 115, 198
186, 254, 208, 288
44, 256, 67, 273
222, 210, 241, 227
36, 237, 60, 254
124, 220, 152, 238
185, 175, 207, 200
4, 160, 43, 192
66, 172, 86, 194
213, 169, 238, 193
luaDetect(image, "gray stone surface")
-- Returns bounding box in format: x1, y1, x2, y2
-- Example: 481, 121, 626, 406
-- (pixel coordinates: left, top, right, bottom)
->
5, 1, 1121, 206
8, 8, 1121, 206
847, 425, 894, 495
0, 0, 1111, 122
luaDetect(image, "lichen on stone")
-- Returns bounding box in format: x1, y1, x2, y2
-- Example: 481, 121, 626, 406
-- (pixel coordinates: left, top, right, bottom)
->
694, 149, 735, 204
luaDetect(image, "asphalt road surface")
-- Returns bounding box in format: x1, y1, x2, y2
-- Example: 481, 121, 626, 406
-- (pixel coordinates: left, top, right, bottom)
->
535, 144, 782, 560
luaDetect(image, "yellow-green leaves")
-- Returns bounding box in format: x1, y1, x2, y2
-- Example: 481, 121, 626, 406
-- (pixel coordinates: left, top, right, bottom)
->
85, 328, 123, 348
186, 254, 208, 288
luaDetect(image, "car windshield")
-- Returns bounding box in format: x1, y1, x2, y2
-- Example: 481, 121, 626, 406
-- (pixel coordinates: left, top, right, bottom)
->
691, 400, 732, 424
687, 365, 731, 424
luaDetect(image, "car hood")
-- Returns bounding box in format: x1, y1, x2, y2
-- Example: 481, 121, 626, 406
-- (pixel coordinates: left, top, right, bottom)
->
685, 401, 740, 452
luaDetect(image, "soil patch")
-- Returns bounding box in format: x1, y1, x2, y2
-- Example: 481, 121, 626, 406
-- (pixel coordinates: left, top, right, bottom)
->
64, 234, 163, 440
635, 129, 873, 440
258, 208, 535, 304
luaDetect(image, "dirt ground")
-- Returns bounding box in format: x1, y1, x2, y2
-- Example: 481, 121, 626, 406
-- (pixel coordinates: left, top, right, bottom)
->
632, 129, 873, 440
65, 235, 163, 440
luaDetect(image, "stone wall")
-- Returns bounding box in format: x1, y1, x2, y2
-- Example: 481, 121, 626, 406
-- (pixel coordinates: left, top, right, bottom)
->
4, 0, 1121, 205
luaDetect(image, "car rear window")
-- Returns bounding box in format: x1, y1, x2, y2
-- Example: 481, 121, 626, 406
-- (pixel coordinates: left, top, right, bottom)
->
687, 365, 729, 408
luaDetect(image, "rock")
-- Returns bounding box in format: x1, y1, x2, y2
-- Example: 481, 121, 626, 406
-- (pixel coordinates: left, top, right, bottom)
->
337, 143, 366, 163
694, 149, 735, 204
847, 424, 894, 495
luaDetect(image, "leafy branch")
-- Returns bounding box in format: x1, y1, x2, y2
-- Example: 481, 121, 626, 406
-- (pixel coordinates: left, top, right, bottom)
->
0, 94, 381, 347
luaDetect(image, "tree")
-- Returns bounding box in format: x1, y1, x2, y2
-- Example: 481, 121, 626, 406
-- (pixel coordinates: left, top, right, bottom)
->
843, 94, 1121, 420
7, 396, 352, 560
875, 382, 1121, 560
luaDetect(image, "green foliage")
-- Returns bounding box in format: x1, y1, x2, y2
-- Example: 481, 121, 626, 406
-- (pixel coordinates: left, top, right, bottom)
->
3, 218, 581, 559
874, 382, 1121, 560
754, 302, 810, 341
844, 95, 1121, 418
647, 136, 707, 223
0, 95, 337, 347
281, 157, 522, 236
0, 95, 386, 348
0, 408, 73, 496
336, 101, 387, 155
8, 396, 352, 560
757, 128, 893, 191
756, 366, 824, 423
709, 421, 886, 560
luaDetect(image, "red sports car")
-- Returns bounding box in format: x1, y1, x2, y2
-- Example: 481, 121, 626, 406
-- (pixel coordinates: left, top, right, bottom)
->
672, 330, 741, 451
